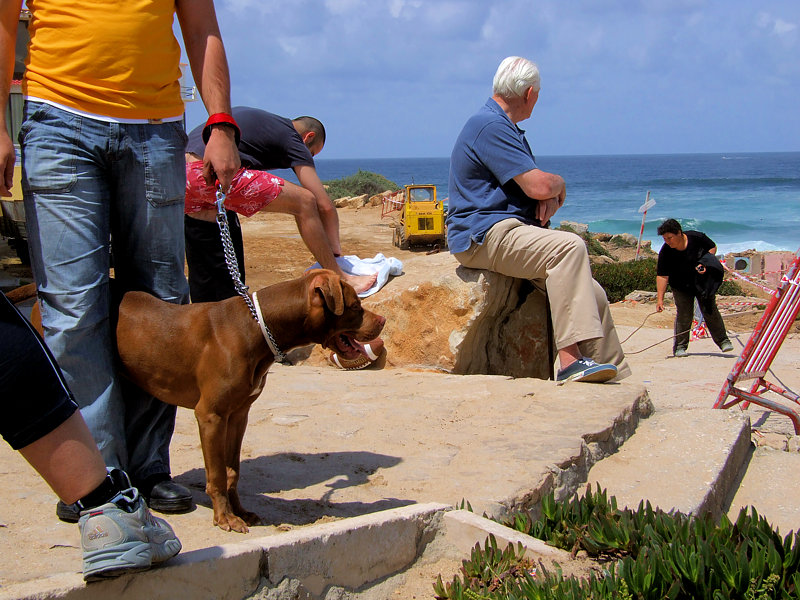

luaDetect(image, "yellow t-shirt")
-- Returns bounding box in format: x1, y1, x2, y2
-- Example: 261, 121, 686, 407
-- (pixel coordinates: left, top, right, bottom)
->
23, 0, 184, 120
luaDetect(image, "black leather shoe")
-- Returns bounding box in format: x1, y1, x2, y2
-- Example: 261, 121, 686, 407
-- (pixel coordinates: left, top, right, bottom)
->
137, 474, 194, 514
56, 500, 80, 523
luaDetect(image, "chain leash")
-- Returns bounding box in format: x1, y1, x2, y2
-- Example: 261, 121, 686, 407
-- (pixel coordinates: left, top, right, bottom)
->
215, 188, 288, 363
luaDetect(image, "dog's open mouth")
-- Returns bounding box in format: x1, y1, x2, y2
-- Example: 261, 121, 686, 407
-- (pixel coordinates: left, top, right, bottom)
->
327, 333, 367, 360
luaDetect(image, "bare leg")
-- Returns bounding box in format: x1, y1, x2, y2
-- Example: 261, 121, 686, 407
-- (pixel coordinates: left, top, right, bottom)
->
18, 411, 107, 504
263, 182, 377, 293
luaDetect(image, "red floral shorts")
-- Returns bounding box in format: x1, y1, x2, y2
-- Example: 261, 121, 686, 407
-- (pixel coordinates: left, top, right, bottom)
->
184, 160, 285, 217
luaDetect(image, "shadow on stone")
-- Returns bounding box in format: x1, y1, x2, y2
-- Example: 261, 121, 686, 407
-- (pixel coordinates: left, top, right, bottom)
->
175, 450, 410, 526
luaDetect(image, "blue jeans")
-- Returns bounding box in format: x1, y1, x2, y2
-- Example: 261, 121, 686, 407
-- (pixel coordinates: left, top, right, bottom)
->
20, 101, 188, 481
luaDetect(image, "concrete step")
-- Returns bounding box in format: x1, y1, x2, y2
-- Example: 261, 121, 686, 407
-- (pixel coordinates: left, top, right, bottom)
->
0, 505, 597, 600
584, 408, 752, 518
728, 446, 800, 535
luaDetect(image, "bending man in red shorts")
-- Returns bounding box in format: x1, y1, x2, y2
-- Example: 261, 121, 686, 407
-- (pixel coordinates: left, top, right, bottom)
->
184, 107, 377, 301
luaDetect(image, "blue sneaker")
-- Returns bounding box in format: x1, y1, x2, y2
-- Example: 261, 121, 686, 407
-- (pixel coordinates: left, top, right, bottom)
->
557, 357, 617, 385
79, 482, 181, 582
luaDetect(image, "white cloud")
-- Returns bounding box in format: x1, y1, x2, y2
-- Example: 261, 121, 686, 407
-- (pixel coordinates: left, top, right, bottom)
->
188, 0, 800, 157
388, 0, 423, 19
323, 0, 364, 15
757, 11, 798, 38
773, 17, 797, 35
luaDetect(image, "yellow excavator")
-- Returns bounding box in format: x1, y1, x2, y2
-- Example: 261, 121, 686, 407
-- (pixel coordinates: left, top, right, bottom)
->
390, 184, 447, 250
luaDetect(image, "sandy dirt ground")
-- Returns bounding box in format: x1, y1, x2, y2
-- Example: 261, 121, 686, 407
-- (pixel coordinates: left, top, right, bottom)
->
1, 204, 797, 597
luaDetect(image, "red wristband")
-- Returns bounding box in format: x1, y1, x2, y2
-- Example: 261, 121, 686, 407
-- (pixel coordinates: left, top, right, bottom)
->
202, 113, 241, 145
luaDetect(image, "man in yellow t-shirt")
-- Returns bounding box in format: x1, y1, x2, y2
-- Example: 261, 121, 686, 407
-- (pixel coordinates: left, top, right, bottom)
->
0, 0, 241, 539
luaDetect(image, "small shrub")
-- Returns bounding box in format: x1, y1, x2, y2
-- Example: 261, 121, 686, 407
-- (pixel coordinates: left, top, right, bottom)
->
557, 224, 612, 259
609, 235, 635, 247
433, 487, 800, 600
433, 536, 536, 600
584, 235, 612, 258
592, 258, 657, 303
719, 278, 745, 296
322, 169, 400, 199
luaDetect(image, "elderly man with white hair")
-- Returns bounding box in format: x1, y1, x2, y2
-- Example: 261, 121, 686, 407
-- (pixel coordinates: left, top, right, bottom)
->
446, 56, 630, 384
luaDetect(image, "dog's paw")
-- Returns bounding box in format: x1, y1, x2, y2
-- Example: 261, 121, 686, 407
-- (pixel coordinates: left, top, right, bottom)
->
215, 512, 251, 533
238, 510, 262, 527
329, 337, 385, 370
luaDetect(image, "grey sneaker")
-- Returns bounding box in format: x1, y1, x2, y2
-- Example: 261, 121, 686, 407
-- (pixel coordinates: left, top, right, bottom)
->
556, 357, 617, 384
720, 339, 734, 352
79, 486, 181, 582
674, 347, 688, 357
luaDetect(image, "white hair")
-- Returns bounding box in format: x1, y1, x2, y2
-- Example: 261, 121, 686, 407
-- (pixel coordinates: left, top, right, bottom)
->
492, 56, 540, 99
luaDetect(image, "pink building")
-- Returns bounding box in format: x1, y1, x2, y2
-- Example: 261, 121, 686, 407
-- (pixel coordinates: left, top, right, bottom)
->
724, 251, 796, 289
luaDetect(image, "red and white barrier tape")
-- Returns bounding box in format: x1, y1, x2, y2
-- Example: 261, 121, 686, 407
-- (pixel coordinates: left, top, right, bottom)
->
690, 319, 709, 341
722, 265, 776, 295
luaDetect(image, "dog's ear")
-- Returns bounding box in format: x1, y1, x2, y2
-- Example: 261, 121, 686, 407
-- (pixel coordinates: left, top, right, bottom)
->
312, 271, 345, 315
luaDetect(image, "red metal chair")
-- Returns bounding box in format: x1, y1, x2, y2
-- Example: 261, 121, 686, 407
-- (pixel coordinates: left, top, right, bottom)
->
714, 249, 800, 433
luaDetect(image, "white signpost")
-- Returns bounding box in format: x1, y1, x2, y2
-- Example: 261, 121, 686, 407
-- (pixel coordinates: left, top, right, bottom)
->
635, 191, 656, 260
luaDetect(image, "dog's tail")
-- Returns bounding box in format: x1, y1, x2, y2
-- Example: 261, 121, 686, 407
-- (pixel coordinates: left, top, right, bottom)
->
4, 282, 37, 304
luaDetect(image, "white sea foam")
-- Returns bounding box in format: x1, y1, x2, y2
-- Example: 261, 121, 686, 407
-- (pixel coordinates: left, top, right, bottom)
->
650, 239, 795, 255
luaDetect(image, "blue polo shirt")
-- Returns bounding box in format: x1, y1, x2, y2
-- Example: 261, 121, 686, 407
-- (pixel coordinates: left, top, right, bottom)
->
446, 98, 540, 254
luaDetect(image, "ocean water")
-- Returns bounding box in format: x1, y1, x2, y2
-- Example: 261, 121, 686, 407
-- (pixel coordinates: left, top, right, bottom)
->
278, 152, 800, 257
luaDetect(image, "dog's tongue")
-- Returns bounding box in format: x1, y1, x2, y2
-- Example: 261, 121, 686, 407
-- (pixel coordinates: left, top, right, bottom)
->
333, 335, 367, 360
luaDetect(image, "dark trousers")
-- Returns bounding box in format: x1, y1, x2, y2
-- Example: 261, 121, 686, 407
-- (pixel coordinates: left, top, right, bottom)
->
184, 211, 245, 303
0, 292, 78, 450
672, 288, 729, 352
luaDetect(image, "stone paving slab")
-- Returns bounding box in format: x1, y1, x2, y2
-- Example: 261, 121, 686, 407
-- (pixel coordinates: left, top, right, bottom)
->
584, 408, 752, 517
0, 366, 652, 594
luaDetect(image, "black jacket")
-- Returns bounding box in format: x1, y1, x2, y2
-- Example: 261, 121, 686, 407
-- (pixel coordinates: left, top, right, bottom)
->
695, 252, 724, 301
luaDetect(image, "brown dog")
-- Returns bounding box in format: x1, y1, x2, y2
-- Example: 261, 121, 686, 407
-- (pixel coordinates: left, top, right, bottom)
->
115, 269, 385, 532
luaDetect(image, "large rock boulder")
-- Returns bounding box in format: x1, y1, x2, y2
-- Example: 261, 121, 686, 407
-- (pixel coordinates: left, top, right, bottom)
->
357, 252, 553, 379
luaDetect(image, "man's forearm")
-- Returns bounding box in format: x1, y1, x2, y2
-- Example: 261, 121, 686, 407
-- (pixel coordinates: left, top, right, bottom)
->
177, 0, 239, 189
176, 0, 232, 115
656, 276, 669, 301
0, 0, 22, 115
296, 165, 342, 254
513, 168, 565, 201
0, 0, 23, 194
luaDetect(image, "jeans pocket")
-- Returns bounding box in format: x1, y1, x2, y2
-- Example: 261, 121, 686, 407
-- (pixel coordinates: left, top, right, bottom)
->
20, 103, 79, 194
144, 121, 187, 208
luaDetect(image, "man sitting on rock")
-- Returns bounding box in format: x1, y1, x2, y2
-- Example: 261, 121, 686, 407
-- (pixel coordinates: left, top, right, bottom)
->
184, 106, 377, 301
446, 56, 630, 384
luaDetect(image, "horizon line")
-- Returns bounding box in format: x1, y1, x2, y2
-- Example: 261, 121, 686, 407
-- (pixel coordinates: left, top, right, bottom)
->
317, 150, 800, 161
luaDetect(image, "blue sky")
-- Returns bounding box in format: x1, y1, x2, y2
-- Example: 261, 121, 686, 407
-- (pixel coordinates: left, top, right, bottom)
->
182, 0, 800, 159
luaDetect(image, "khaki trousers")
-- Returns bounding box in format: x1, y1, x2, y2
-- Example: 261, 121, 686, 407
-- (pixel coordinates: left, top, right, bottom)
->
454, 219, 630, 379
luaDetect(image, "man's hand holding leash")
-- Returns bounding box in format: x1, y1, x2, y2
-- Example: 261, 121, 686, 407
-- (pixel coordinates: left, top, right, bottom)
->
202, 117, 241, 191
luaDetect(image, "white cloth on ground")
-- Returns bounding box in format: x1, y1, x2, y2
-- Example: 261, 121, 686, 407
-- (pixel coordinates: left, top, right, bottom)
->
306, 253, 403, 298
